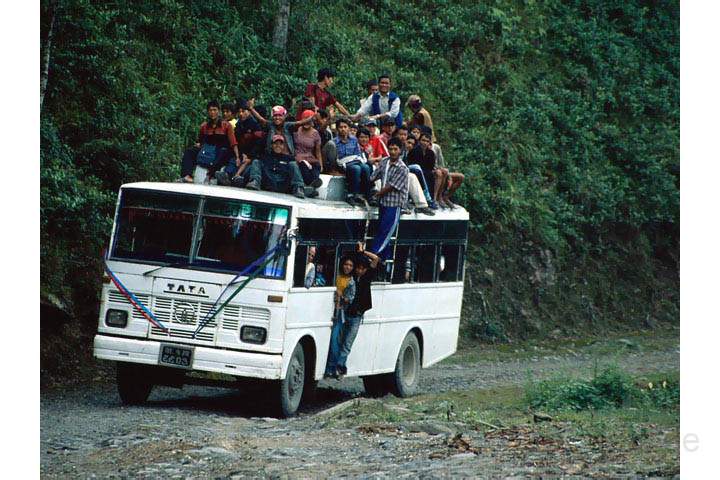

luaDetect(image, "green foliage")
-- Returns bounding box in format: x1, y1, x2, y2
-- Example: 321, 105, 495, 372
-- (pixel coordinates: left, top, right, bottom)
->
525, 366, 679, 412
40, 0, 678, 326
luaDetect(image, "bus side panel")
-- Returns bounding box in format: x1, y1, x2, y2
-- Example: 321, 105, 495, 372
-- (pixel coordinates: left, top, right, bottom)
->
426, 283, 464, 366
370, 284, 437, 373
286, 288, 335, 379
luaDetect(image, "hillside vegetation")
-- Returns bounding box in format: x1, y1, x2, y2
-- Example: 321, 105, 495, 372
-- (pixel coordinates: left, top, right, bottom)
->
40, 0, 679, 364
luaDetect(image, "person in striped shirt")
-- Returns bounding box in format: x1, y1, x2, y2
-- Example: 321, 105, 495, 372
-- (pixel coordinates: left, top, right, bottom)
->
369, 137, 409, 261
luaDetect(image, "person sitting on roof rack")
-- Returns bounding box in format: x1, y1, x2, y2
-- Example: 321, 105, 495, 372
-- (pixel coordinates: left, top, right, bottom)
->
421, 126, 464, 209
216, 99, 259, 187
244, 134, 306, 199
335, 118, 372, 206
352, 74, 403, 128
178, 100, 241, 184
246, 99, 315, 156
304, 67, 351, 117
293, 109, 324, 197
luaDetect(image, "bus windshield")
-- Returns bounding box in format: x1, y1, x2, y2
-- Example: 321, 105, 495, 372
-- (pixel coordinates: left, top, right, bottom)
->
111, 189, 290, 278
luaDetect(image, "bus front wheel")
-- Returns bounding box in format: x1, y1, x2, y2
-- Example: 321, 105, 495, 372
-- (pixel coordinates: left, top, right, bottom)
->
276, 343, 305, 417
390, 332, 421, 397
117, 362, 153, 405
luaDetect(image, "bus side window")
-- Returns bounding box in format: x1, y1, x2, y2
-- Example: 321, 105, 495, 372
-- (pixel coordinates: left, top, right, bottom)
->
315, 245, 336, 287
392, 245, 412, 284
414, 244, 437, 283
439, 244, 461, 282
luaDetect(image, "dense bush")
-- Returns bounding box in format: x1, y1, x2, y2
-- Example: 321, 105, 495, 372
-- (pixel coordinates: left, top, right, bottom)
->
40, 0, 678, 330
525, 366, 679, 411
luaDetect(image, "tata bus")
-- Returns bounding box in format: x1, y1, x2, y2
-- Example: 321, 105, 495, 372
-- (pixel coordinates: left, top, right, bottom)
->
94, 179, 468, 416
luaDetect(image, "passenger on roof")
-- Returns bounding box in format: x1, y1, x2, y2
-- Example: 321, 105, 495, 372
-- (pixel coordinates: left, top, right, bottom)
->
369, 137, 409, 261
304, 68, 351, 117
407, 131, 448, 208
379, 117, 396, 146
246, 99, 315, 156
222, 102, 238, 129
178, 100, 241, 184
361, 118, 388, 159
293, 109, 324, 197
422, 126, 464, 209
357, 127, 382, 167
244, 134, 306, 199
216, 99, 260, 187
314, 109, 341, 175
335, 118, 372, 206
406, 95, 436, 143
359, 78, 378, 108
353, 74, 403, 128
400, 131, 436, 210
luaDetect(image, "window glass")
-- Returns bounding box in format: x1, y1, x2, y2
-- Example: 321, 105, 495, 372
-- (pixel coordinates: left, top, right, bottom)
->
414, 244, 437, 283
194, 199, 289, 278
438, 244, 461, 282
293, 244, 335, 287
112, 189, 199, 264
392, 245, 413, 284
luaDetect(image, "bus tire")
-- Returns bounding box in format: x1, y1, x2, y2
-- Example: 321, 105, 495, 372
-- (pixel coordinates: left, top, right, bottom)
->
277, 343, 305, 417
362, 374, 392, 397
390, 332, 421, 397
117, 362, 153, 405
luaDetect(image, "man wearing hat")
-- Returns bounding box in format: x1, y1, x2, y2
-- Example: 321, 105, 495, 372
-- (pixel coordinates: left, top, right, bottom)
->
245, 134, 306, 198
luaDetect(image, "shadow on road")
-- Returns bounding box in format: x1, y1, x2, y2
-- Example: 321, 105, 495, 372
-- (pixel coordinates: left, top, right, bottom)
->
137, 384, 359, 418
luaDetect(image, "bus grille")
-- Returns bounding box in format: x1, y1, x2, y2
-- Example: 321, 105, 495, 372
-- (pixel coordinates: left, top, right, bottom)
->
107, 289, 270, 343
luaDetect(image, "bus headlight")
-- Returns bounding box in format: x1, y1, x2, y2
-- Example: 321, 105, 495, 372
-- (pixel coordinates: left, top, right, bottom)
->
105, 309, 128, 328
241, 326, 267, 344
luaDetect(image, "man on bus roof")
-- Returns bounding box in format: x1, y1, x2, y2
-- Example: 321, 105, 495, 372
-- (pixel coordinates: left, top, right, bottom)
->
353, 74, 403, 128
369, 137, 409, 260
303, 67, 351, 117
245, 134, 305, 198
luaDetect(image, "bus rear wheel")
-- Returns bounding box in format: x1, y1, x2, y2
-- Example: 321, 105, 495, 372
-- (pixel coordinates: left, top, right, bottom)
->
117, 362, 153, 405
275, 343, 305, 417
390, 332, 421, 397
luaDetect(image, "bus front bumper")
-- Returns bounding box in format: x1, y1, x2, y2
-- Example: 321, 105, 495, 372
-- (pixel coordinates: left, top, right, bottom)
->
93, 334, 282, 380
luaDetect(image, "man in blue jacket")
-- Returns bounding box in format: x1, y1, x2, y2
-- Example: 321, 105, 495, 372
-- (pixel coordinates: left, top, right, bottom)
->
353, 74, 403, 128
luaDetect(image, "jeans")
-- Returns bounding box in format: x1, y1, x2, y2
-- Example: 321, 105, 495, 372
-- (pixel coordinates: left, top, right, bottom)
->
325, 309, 345, 374
336, 314, 362, 369
345, 161, 372, 195
407, 164, 432, 203
248, 158, 304, 193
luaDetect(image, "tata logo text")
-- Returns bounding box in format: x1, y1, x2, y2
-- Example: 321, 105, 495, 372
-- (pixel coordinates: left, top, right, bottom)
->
164, 283, 209, 297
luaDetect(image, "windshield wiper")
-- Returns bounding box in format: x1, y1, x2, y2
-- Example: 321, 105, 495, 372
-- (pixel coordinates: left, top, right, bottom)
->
142, 260, 192, 277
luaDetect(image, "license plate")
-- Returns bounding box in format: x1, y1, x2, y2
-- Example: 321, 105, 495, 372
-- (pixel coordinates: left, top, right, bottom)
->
158, 344, 194, 369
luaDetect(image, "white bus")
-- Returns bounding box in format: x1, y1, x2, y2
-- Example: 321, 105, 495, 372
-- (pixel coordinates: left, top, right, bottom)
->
94, 179, 468, 416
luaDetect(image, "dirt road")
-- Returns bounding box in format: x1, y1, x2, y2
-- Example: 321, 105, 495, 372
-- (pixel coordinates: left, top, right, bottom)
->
41, 334, 679, 479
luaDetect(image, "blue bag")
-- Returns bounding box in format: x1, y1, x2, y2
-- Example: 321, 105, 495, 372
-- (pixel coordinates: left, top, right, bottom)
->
196, 144, 217, 168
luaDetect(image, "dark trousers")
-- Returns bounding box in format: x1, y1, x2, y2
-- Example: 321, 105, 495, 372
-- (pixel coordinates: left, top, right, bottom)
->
248, 159, 304, 193
298, 162, 321, 185
180, 146, 232, 178
345, 161, 372, 196
370, 205, 401, 261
